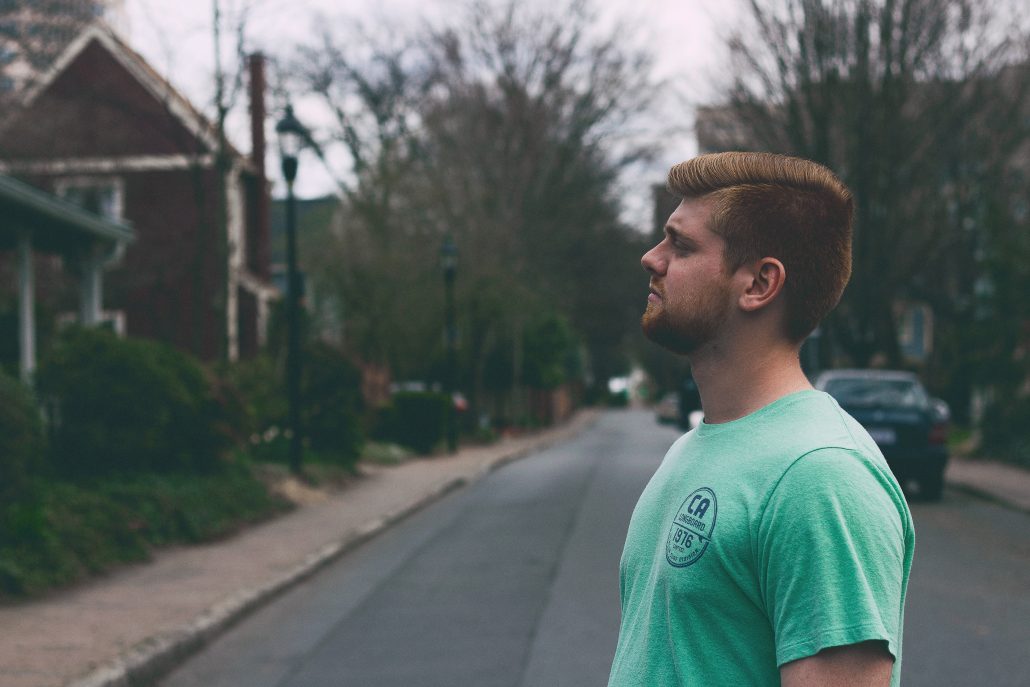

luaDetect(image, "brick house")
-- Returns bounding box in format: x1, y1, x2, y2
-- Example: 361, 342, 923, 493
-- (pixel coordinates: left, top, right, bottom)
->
0, 23, 275, 361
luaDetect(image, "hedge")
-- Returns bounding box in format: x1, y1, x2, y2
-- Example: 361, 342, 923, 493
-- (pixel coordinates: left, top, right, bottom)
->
0, 371, 47, 552
0, 466, 289, 599
223, 343, 364, 469
35, 327, 230, 476
0, 370, 45, 500
378, 391, 450, 455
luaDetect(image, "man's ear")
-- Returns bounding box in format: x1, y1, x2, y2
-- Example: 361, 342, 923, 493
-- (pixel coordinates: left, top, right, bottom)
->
737, 257, 786, 313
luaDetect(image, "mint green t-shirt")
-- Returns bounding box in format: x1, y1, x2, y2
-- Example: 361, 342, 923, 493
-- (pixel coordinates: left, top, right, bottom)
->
608, 390, 914, 687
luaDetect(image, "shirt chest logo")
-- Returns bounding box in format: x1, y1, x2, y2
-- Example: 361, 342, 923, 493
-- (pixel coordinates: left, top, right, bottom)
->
666, 487, 718, 568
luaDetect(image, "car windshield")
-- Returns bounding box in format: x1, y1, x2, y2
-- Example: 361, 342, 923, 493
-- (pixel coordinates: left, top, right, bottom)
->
823, 378, 929, 408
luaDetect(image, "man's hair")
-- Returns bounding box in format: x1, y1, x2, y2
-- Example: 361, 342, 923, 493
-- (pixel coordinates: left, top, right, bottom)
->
667, 151, 853, 342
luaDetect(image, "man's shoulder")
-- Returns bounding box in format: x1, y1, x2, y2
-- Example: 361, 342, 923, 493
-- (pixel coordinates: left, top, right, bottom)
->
769, 393, 895, 488
741, 390, 872, 461
672, 391, 895, 498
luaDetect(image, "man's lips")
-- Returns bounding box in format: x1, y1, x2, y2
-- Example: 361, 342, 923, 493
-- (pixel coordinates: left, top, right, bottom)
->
648, 285, 662, 302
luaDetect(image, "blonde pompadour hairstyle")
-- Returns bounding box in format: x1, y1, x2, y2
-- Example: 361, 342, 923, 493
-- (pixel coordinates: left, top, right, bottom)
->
667, 152, 854, 342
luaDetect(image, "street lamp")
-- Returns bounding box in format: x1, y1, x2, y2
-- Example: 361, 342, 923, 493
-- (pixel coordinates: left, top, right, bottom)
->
440, 234, 458, 453
276, 104, 307, 475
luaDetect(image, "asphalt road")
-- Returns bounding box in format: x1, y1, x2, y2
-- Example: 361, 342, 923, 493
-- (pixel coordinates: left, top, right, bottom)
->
159, 410, 1030, 687
904, 491, 1030, 686
159, 411, 673, 687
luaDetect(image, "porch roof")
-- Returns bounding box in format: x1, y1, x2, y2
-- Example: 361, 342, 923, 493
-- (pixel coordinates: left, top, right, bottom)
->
0, 174, 134, 252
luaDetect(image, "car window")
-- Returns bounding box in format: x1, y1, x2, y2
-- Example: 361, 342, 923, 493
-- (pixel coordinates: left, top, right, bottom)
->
822, 378, 929, 408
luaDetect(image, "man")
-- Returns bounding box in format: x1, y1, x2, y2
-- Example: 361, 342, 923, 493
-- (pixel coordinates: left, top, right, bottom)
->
607, 152, 914, 687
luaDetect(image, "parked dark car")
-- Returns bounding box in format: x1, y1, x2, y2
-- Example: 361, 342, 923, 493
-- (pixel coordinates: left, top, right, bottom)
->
813, 369, 949, 501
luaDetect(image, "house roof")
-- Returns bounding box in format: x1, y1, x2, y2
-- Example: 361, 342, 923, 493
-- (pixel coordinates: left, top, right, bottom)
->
13, 22, 246, 163
0, 173, 134, 252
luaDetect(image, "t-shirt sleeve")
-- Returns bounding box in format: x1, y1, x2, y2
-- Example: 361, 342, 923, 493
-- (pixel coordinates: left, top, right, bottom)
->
757, 447, 909, 667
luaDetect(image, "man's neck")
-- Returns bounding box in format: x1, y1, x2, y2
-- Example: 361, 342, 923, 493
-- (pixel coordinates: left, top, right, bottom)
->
689, 338, 813, 425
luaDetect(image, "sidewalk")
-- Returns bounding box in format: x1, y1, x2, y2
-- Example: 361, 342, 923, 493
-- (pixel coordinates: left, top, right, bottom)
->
0, 410, 599, 687
946, 455, 1030, 514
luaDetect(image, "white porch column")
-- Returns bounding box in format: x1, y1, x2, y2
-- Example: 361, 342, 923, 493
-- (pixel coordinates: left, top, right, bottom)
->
80, 245, 103, 326
226, 162, 244, 362
256, 291, 270, 347
17, 233, 35, 383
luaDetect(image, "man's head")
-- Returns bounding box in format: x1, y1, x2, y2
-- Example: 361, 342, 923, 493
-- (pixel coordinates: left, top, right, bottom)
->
641, 152, 853, 353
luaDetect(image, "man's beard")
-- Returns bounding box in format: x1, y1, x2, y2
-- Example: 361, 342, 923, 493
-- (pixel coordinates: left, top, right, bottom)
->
641, 288, 729, 355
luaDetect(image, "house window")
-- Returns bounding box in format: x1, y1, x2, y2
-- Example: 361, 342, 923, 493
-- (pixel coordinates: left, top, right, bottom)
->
54, 177, 124, 221
895, 302, 933, 362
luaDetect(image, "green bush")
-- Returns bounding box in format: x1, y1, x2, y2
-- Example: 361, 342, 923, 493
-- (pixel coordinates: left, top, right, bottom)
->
382, 391, 450, 455
0, 371, 46, 504
218, 354, 286, 441
523, 313, 581, 389
980, 396, 1030, 468
35, 328, 229, 476
224, 345, 364, 469
0, 465, 289, 599
0, 371, 48, 558
302, 343, 364, 467
606, 389, 630, 407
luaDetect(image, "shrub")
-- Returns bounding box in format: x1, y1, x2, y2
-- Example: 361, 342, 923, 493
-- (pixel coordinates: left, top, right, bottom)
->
523, 313, 581, 390
224, 345, 364, 469
0, 371, 48, 556
302, 343, 364, 467
384, 391, 450, 455
0, 466, 289, 599
219, 354, 286, 440
981, 396, 1030, 468
606, 389, 630, 407
0, 371, 46, 502
35, 327, 229, 477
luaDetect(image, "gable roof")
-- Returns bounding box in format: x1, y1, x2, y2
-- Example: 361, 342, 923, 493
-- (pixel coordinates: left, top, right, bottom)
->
16, 22, 241, 160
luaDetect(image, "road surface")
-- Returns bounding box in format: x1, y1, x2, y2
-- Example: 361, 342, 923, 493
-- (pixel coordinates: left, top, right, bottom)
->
160, 410, 1030, 687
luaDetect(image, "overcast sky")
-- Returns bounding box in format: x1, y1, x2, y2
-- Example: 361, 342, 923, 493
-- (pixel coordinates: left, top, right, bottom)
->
119, 0, 744, 228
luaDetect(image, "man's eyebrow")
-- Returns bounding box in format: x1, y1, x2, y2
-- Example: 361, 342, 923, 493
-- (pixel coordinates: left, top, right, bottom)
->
665, 226, 698, 246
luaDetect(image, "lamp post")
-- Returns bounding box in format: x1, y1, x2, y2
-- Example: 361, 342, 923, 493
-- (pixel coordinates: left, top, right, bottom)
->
440, 234, 458, 453
276, 104, 307, 475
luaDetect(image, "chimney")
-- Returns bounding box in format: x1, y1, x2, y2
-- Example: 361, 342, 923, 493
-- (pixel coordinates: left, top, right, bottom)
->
248, 52, 271, 280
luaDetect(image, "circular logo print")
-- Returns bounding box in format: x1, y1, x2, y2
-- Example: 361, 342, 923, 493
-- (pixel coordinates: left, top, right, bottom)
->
666, 487, 718, 568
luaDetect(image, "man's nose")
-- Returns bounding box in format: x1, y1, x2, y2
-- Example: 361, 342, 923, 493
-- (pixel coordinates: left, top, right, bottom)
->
641, 245, 665, 275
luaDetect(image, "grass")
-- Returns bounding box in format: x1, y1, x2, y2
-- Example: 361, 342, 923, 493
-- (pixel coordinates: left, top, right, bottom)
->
949, 426, 1030, 470
0, 463, 292, 601
360, 441, 415, 466
948, 425, 976, 455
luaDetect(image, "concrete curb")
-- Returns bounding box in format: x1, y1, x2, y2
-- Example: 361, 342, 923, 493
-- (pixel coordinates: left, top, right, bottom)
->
65, 412, 597, 687
946, 480, 1030, 516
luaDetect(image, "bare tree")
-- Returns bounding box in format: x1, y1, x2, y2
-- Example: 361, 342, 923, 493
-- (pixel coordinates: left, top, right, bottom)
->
706, 0, 1030, 372
288, 0, 658, 418
210, 0, 259, 361
291, 22, 432, 375
413, 0, 655, 415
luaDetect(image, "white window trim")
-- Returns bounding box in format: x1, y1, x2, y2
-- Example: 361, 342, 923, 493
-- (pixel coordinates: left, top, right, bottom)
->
53, 175, 125, 222
0, 154, 216, 175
